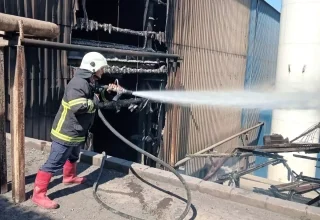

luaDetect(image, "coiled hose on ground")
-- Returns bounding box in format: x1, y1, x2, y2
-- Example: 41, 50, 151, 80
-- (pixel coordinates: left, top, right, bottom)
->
93, 109, 192, 220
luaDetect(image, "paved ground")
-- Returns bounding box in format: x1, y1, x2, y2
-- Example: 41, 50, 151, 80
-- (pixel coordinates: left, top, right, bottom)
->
0, 146, 301, 220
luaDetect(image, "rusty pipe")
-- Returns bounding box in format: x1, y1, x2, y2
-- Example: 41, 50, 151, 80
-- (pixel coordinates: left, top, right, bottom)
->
0, 13, 59, 39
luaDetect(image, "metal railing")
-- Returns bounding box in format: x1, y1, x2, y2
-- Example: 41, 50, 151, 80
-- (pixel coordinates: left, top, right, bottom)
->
174, 122, 264, 168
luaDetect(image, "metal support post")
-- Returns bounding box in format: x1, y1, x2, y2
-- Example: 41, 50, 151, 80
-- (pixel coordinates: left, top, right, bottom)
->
11, 21, 26, 203
0, 46, 7, 194
170, 66, 180, 166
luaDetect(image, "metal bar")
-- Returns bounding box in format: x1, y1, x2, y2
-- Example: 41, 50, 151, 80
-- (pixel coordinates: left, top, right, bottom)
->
68, 66, 168, 74
202, 150, 284, 181
280, 160, 295, 182
186, 153, 254, 158
18, 38, 180, 59
217, 159, 281, 182
236, 158, 282, 177
238, 143, 320, 152
105, 58, 161, 64
239, 146, 320, 153
0, 13, 59, 39
299, 175, 320, 184
293, 154, 320, 161
203, 157, 230, 181
170, 66, 181, 166
0, 46, 7, 194
11, 21, 25, 203
237, 149, 284, 159
307, 195, 320, 206
70, 38, 156, 53
74, 18, 165, 44
162, 66, 175, 166
145, 0, 154, 48
290, 123, 320, 143
174, 122, 264, 168
143, 0, 150, 32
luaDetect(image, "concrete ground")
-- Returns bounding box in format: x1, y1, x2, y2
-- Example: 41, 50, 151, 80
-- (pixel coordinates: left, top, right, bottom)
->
0, 146, 302, 220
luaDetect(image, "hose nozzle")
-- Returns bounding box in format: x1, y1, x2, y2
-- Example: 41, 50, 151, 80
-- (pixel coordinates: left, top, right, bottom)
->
116, 87, 133, 95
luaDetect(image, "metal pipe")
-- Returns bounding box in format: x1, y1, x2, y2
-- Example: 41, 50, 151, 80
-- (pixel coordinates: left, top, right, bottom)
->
105, 58, 161, 64
235, 158, 283, 177
74, 18, 165, 44
145, 0, 154, 49
170, 67, 181, 166
0, 13, 59, 39
186, 153, 254, 158
19, 38, 180, 59
143, 0, 150, 31
174, 122, 264, 168
293, 154, 320, 161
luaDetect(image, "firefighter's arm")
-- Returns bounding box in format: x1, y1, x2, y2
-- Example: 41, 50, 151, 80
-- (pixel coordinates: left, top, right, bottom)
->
66, 86, 96, 114
99, 89, 113, 102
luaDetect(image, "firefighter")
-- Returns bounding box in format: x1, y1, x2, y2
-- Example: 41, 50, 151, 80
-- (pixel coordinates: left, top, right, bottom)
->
31, 52, 114, 209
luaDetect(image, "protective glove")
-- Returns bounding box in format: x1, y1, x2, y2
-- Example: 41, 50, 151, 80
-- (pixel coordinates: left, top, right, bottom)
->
93, 93, 100, 109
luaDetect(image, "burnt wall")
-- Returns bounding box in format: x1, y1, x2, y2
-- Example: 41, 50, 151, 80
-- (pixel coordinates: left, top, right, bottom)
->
0, 0, 75, 140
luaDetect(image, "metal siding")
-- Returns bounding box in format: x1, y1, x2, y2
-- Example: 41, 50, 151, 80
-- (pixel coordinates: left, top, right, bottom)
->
242, 0, 280, 139
242, 0, 280, 176
0, 0, 74, 141
253, 109, 272, 177
166, 0, 251, 177
316, 153, 320, 178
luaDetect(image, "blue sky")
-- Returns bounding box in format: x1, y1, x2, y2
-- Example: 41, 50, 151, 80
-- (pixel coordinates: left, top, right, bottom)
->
265, 0, 282, 12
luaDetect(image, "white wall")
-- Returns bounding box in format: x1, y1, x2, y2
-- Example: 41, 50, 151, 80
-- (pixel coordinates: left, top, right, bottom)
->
269, 0, 320, 182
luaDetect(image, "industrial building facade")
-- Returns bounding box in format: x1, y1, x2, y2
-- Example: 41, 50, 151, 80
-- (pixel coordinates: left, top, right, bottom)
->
0, 0, 281, 179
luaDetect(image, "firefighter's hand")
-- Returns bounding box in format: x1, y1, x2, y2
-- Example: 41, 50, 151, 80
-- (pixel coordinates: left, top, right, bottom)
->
106, 83, 119, 93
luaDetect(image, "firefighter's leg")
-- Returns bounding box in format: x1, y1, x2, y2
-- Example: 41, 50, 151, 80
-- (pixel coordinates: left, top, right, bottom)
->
32, 141, 73, 209
62, 143, 86, 185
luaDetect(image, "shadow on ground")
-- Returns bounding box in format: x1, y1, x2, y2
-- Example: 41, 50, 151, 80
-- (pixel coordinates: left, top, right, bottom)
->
0, 195, 53, 220
24, 163, 123, 201
130, 168, 198, 220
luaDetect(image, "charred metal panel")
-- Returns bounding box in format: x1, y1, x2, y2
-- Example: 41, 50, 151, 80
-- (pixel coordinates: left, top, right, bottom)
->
71, 0, 170, 163
0, 0, 170, 164
165, 0, 251, 178
0, 0, 75, 141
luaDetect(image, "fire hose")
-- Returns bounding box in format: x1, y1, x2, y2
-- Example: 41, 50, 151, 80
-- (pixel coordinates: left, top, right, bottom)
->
91, 85, 192, 220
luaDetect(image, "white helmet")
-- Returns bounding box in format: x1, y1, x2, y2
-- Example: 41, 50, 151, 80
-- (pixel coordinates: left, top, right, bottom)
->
79, 52, 108, 73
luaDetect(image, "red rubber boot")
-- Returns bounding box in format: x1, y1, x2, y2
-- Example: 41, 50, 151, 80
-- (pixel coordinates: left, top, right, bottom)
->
62, 160, 86, 185
32, 170, 59, 209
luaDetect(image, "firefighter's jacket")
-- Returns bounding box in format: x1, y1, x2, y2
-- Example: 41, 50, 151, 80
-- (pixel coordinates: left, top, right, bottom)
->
50, 69, 109, 147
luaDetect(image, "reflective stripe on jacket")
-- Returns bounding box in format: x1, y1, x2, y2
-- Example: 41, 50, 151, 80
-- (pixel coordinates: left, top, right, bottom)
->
50, 69, 99, 146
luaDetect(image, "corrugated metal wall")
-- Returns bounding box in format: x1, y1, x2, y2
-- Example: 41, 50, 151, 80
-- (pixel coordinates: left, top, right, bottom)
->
241, 0, 280, 176
0, 0, 75, 140
165, 0, 252, 177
